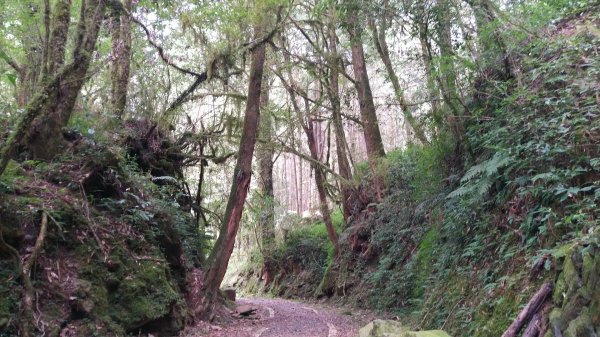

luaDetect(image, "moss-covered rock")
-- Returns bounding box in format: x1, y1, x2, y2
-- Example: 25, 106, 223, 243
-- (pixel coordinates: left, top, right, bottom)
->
0, 137, 206, 336
358, 320, 452, 337
550, 234, 600, 337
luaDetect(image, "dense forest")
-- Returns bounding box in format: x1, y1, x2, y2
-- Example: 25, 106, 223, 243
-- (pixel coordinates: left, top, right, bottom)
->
0, 0, 598, 336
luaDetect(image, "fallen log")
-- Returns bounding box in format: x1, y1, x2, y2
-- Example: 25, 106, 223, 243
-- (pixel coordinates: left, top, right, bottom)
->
501, 282, 552, 337
522, 313, 541, 337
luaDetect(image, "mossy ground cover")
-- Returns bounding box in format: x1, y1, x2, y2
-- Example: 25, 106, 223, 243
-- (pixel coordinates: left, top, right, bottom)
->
0, 130, 205, 336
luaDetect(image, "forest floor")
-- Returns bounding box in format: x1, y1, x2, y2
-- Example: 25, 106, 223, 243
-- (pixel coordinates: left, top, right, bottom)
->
183, 297, 381, 337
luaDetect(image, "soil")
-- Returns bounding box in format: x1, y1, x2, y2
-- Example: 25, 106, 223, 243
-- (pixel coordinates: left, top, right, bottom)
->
183, 297, 379, 337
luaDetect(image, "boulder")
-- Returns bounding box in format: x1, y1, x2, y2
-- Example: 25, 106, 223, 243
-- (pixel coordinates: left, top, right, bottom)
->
358, 320, 452, 337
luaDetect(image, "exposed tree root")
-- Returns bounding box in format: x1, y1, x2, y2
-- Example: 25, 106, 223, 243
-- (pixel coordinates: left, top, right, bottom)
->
20, 211, 48, 337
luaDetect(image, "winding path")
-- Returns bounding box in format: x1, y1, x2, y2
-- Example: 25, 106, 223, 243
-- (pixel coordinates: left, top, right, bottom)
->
185, 297, 374, 337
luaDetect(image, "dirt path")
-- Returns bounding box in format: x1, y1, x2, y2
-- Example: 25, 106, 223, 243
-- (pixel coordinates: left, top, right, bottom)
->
183, 297, 376, 337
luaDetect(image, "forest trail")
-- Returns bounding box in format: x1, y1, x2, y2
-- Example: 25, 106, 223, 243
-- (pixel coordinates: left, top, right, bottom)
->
186, 297, 377, 337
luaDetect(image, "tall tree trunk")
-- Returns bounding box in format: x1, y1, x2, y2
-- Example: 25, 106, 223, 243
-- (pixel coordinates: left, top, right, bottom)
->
305, 114, 339, 255
279, 65, 340, 253
0, 0, 106, 171
110, 0, 133, 118
346, 7, 386, 160
368, 14, 428, 144
24, 0, 106, 160
201, 30, 267, 313
293, 154, 300, 213
257, 69, 275, 247
326, 18, 353, 221
46, 0, 72, 76
432, 0, 467, 147
417, 19, 442, 129
346, 3, 386, 199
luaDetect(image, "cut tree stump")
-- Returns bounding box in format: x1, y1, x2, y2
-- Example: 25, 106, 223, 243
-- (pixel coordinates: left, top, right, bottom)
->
223, 287, 236, 302
501, 283, 552, 337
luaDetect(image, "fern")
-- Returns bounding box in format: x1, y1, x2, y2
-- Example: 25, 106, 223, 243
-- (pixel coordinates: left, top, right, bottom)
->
461, 153, 512, 183
448, 153, 512, 200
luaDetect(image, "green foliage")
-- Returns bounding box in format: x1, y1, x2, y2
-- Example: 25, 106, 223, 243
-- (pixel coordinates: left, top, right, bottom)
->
273, 219, 338, 270
447, 152, 513, 201
385, 140, 452, 202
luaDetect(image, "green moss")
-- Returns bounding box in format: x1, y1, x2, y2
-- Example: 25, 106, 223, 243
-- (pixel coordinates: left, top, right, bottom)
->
554, 271, 567, 306
564, 254, 582, 300
413, 228, 439, 298
564, 307, 594, 337
109, 260, 182, 331
472, 293, 520, 337
0, 160, 25, 184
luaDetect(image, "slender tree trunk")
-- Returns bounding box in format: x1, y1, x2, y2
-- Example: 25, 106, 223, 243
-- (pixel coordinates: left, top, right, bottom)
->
435, 0, 461, 113
368, 15, 428, 144
434, 0, 466, 144
305, 115, 339, 255
466, 0, 515, 80
293, 154, 300, 213
257, 69, 275, 246
40, 0, 51, 82
280, 69, 340, 253
326, 19, 353, 221
201, 30, 267, 313
346, 4, 386, 199
416, 19, 443, 131
110, 0, 133, 118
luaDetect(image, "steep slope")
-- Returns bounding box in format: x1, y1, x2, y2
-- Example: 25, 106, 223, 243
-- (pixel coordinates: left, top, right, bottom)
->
237, 5, 600, 337
0, 122, 206, 336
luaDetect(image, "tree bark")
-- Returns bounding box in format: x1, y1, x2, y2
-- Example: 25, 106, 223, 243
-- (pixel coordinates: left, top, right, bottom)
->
522, 314, 541, 337
501, 283, 552, 337
345, 3, 386, 199
346, 6, 386, 160
201, 28, 267, 313
46, 0, 72, 76
110, 0, 133, 118
466, 0, 514, 80
434, 0, 463, 121
305, 113, 339, 255
24, 0, 107, 160
416, 18, 442, 129
326, 17, 354, 221
0, 0, 105, 177
257, 69, 275, 246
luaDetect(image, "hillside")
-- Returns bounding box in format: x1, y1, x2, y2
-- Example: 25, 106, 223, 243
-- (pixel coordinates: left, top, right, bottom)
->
0, 0, 599, 336
232, 6, 600, 337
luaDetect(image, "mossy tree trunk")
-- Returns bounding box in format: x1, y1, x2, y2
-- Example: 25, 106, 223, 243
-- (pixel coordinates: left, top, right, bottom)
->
110, 0, 133, 119
24, 0, 107, 160
434, 0, 465, 138
257, 69, 275, 249
0, 0, 106, 176
201, 27, 267, 313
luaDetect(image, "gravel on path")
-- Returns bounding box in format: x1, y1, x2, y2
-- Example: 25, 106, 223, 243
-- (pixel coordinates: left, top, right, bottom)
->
182, 297, 377, 337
